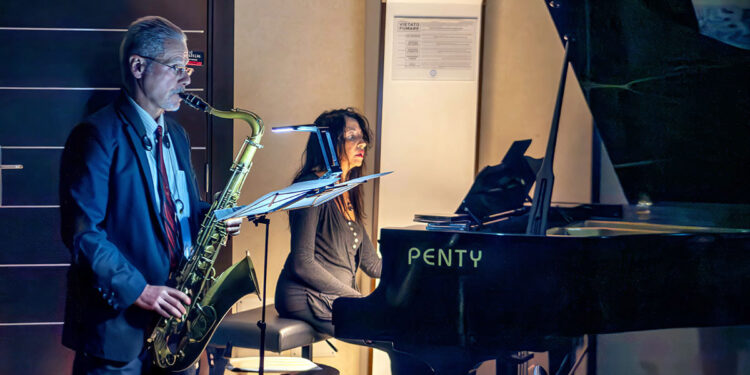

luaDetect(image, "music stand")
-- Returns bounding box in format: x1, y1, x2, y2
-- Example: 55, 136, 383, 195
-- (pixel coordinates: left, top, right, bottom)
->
216, 171, 391, 375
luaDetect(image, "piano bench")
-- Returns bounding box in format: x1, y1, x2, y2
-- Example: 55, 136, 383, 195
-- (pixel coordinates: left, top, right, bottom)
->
210, 304, 330, 360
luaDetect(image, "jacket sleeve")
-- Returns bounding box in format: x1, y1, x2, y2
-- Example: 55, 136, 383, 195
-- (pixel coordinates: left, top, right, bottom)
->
358, 229, 382, 278
287, 206, 361, 297
60, 123, 147, 311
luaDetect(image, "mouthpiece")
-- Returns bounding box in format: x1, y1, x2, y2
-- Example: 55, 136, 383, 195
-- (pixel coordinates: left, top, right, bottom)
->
179, 92, 210, 113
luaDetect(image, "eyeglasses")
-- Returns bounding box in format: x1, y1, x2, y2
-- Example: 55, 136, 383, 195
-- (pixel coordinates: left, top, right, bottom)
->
344, 133, 366, 144
140, 55, 194, 77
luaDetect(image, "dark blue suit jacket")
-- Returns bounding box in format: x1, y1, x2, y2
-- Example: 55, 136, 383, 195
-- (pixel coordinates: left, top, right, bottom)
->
59, 93, 208, 361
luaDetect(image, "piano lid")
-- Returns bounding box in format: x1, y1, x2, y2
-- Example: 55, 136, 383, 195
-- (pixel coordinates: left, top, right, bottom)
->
543, 0, 750, 205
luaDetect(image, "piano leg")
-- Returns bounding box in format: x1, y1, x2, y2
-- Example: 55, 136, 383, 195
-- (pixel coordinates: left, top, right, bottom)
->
495, 352, 535, 375
387, 350, 436, 375
392, 346, 478, 375
495, 360, 522, 375
492, 338, 582, 375
698, 326, 750, 375
586, 336, 596, 375
548, 337, 581, 375
341, 340, 435, 375
548, 348, 571, 374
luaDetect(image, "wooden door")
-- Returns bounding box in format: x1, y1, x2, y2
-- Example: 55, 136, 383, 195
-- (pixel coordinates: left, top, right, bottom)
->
0, 1, 234, 373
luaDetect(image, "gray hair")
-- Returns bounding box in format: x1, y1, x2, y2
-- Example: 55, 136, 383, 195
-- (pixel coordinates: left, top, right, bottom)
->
120, 16, 186, 93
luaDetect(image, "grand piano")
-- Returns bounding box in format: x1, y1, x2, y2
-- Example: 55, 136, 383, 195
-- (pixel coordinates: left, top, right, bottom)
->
332, 0, 750, 374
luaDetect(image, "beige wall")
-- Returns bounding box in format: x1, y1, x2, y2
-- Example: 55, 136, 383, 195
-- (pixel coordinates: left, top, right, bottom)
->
229, 0, 596, 373
231, 1, 371, 374
478, 0, 593, 204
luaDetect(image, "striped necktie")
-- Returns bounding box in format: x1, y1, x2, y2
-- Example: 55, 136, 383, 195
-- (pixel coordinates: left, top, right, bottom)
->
155, 125, 181, 270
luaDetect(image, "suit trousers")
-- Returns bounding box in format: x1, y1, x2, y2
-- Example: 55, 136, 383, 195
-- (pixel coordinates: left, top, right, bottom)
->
72, 351, 198, 375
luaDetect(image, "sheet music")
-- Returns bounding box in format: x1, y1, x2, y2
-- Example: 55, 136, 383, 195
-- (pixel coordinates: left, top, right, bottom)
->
214, 172, 392, 220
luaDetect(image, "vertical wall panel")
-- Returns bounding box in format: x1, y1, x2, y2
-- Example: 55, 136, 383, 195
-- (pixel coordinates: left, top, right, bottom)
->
0, 267, 68, 322
477, 0, 592, 204
0, 208, 68, 263
0, 1, 207, 29
0, 91, 119, 146
0, 1, 234, 373
1, 149, 62, 205
231, 1, 368, 373
0, 326, 75, 375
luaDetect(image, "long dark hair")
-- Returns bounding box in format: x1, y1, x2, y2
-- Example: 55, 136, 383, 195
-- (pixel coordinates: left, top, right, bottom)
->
294, 108, 372, 222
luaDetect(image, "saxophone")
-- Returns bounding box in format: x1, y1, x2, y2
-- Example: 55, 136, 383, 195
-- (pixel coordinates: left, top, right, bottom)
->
147, 93, 264, 370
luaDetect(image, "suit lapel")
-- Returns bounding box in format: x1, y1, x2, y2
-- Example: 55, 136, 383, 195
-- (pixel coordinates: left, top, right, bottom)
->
115, 94, 169, 242
165, 120, 191, 188
166, 118, 203, 232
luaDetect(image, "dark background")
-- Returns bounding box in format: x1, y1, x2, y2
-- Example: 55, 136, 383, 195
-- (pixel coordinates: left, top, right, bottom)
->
0, 1, 234, 373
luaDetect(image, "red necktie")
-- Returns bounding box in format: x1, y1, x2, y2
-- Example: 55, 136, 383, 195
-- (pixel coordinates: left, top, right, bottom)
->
155, 126, 181, 270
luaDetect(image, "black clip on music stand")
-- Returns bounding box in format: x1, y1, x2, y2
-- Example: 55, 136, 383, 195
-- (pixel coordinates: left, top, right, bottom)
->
214, 124, 391, 375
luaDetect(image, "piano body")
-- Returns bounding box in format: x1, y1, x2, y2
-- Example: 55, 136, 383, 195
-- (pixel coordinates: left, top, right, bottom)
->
335, 215, 750, 373
334, 0, 750, 373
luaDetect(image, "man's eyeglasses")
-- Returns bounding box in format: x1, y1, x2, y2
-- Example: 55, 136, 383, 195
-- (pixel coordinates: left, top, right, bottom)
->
141, 56, 194, 77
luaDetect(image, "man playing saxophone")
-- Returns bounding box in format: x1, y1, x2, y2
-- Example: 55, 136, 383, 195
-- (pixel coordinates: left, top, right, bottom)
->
59, 16, 239, 375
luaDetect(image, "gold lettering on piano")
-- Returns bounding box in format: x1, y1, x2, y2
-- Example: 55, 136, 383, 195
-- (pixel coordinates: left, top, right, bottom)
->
469, 250, 482, 267
408, 247, 483, 268
453, 249, 466, 266
423, 248, 435, 265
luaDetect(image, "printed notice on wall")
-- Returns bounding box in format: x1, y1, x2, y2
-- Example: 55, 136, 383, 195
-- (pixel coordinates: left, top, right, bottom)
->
392, 17, 478, 81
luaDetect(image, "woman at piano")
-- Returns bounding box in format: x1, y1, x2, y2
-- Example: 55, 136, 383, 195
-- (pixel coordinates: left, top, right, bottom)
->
275, 108, 434, 374
275, 108, 381, 332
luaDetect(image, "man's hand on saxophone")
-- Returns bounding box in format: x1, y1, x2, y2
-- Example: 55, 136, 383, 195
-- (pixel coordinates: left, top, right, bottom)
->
225, 217, 242, 236
134, 284, 192, 318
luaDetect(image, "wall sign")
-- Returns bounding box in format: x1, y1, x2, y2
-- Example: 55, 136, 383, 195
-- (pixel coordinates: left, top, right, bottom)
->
188, 50, 204, 67
392, 17, 478, 81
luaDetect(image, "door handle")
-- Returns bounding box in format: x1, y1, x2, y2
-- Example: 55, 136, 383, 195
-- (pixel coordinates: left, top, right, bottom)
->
0, 145, 25, 206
